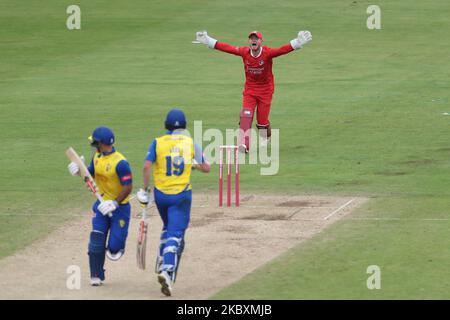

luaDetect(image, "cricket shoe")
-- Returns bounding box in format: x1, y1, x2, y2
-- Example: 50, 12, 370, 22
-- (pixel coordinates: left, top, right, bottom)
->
157, 271, 173, 297
238, 144, 248, 154
90, 277, 103, 287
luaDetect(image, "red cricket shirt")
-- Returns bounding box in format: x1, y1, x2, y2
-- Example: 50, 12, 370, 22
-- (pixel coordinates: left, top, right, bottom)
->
214, 42, 294, 96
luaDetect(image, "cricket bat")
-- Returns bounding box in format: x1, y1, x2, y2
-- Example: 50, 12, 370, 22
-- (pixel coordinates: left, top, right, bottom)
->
136, 205, 148, 270
65, 147, 111, 216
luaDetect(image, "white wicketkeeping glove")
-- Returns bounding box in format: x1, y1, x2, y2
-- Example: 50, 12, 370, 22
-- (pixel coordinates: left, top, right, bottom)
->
68, 156, 84, 176
98, 200, 118, 216
195, 30, 217, 49
137, 188, 151, 205
290, 31, 312, 50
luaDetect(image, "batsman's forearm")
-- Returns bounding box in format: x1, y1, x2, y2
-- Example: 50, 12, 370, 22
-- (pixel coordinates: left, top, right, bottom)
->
143, 171, 150, 190
116, 184, 132, 204
142, 161, 152, 190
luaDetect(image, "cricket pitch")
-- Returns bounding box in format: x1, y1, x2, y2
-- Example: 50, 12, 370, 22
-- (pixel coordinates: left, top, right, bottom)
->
0, 193, 366, 299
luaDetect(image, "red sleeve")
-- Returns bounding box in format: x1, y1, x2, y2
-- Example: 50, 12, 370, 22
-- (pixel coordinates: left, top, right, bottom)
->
268, 44, 294, 58
214, 42, 243, 56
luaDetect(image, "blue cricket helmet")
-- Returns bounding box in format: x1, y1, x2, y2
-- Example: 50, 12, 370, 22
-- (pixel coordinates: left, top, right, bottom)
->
90, 126, 115, 146
165, 109, 186, 131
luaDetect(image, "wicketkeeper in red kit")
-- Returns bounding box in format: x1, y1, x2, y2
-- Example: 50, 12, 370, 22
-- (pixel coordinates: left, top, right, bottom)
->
195, 30, 312, 152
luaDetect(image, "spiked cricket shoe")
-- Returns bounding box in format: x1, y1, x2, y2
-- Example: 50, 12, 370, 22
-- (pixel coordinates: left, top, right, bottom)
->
90, 277, 103, 286
157, 271, 173, 297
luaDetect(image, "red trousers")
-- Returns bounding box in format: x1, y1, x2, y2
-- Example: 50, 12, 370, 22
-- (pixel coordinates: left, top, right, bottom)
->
242, 91, 273, 126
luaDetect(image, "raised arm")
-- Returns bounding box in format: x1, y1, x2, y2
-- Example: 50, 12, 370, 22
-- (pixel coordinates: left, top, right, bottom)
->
214, 42, 242, 56
288, 30, 313, 51
195, 31, 242, 56
270, 31, 312, 58
195, 31, 217, 48
267, 31, 312, 58
269, 44, 295, 58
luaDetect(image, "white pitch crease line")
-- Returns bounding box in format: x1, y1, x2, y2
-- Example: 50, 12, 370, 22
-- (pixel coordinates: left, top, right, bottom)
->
323, 199, 355, 220
348, 217, 450, 221
192, 205, 338, 209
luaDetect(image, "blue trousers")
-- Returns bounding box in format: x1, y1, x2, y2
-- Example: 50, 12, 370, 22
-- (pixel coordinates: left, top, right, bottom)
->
154, 188, 192, 275
88, 201, 130, 279
92, 200, 131, 253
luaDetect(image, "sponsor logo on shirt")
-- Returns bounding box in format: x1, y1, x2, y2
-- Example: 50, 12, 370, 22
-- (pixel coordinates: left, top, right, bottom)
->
248, 67, 264, 75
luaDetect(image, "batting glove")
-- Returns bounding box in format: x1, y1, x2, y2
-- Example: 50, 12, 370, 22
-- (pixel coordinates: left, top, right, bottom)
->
191, 159, 199, 171
68, 156, 84, 176
137, 188, 151, 205
98, 200, 118, 216
196, 30, 217, 49
290, 30, 312, 50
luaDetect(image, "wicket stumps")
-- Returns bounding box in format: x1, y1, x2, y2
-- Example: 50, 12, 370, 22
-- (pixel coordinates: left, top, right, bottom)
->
219, 145, 239, 207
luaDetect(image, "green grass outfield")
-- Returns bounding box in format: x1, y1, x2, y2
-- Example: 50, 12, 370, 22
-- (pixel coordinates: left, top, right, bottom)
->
1, 0, 449, 299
